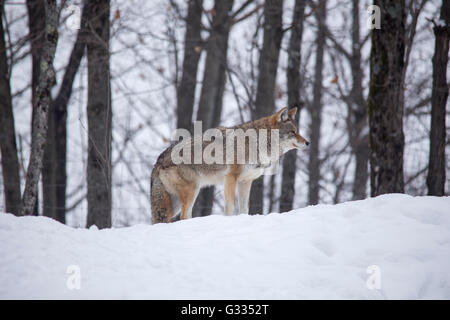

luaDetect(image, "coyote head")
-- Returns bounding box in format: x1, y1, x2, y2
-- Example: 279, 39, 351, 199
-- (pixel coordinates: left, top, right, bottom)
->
271, 107, 309, 152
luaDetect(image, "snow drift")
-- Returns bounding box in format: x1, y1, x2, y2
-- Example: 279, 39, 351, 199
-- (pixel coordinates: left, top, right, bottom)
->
1, 194, 449, 299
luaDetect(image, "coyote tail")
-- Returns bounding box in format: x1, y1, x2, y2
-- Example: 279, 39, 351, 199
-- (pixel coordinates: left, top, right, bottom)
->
151, 167, 173, 224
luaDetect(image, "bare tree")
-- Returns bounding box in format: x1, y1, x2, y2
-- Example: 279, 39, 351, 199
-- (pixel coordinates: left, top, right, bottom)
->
86, 0, 112, 229
280, 0, 307, 213
26, 0, 46, 215
176, 0, 203, 132
249, 0, 284, 214
192, 0, 235, 217
43, 1, 89, 223
427, 0, 449, 196
0, 0, 21, 215
308, 0, 327, 205
20, 0, 59, 216
349, 0, 369, 200
26, 0, 45, 111
367, 0, 406, 196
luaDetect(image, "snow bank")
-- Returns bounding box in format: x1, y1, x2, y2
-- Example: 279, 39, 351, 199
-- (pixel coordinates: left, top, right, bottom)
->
1, 194, 449, 299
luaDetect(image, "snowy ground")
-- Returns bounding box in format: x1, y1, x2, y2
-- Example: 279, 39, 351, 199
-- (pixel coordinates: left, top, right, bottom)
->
0, 194, 449, 299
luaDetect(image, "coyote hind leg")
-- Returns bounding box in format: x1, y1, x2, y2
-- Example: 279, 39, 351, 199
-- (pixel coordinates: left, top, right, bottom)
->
237, 180, 252, 214
178, 184, 199, 220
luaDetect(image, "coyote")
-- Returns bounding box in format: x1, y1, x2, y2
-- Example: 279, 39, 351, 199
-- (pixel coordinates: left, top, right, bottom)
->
151, 107, 309, 223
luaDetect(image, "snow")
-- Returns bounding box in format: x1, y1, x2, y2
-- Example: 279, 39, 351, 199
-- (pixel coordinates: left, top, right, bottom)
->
1, 194, 449, 299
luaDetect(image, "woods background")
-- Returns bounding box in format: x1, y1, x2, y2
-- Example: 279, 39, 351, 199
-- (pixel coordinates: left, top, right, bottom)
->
0, 0, 448, 228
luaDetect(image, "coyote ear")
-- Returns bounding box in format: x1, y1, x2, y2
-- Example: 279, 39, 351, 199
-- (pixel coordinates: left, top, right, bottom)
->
272, 107, 289, 124
288, 107, 298, 119
280, 109, 289, 122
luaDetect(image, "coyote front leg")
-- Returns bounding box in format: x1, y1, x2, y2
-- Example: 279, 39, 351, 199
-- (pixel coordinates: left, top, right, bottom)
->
238, 180, 252, 214
224, 175, 237, 216
179, 184, 199, 220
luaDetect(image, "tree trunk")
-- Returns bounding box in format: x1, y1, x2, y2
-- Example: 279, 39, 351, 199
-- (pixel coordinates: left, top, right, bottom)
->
192, 0, 234, 217
0, 1, 21, 215
368, 0, 406, 196
176, 0, 203, 132
43, 1, 89, 223
427, 0, 449, 196
280, 0, 306, 213
249, 0, 284, 214
26, 0, 46, 215
350, 0, 369, 200
20, 0, 59, 216
307, 0, 327, 206
86, 0, 112, 229
42, 97, 57, 219
26, 0, 45, 111
268, 174, 276, 213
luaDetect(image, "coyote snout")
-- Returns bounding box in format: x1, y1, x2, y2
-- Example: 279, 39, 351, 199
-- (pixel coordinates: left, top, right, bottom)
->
290, 130, 310, 150
151, 106, 308, 223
